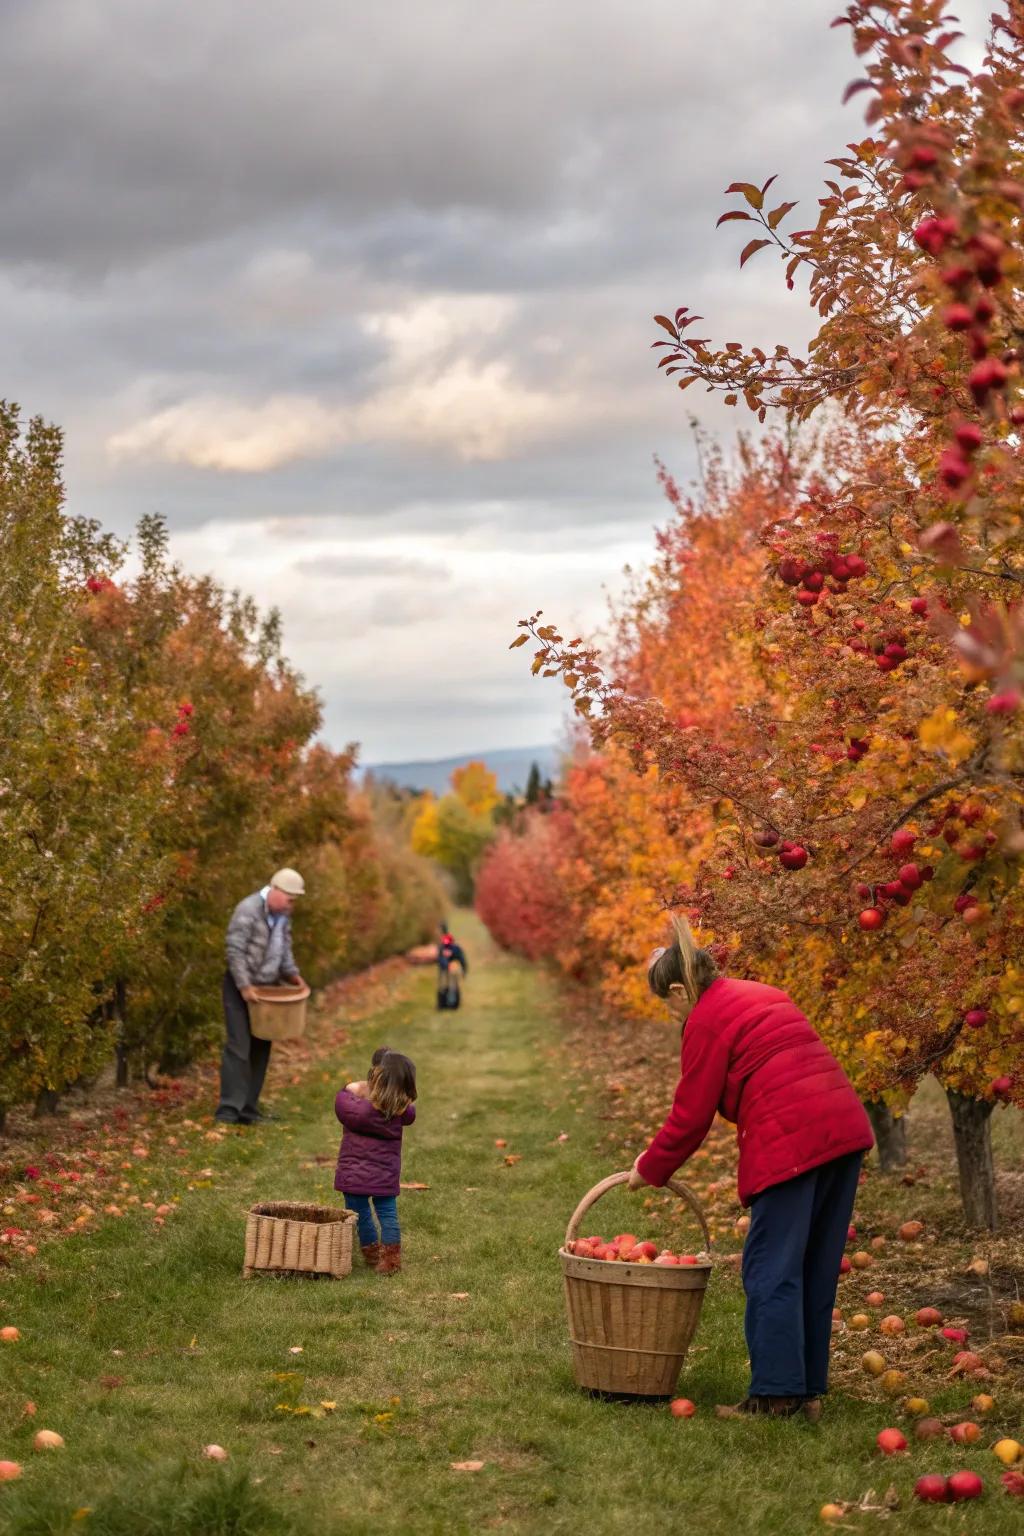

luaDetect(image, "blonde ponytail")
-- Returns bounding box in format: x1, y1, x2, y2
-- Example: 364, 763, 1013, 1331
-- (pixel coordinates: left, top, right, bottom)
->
648, 913, 719, 1002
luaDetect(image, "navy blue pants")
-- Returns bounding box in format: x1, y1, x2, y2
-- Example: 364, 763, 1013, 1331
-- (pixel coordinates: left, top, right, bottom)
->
344, 1193, 400, 1246
742, 1152, 862, 1398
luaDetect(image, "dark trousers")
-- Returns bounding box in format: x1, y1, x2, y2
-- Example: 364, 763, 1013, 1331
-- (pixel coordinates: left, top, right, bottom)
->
741, 1151, 863, 1398
215, 971, 271, 1123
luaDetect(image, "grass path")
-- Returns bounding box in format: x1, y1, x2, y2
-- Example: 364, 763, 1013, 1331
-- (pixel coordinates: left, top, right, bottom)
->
0, 917, 1017, 1534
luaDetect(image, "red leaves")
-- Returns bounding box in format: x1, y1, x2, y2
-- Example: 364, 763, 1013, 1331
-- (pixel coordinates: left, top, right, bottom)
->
739, 239, 771, 268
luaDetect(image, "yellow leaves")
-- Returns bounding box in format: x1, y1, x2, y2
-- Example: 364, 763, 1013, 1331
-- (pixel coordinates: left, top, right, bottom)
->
918, 706, 976, 765
848, 786, 869, 810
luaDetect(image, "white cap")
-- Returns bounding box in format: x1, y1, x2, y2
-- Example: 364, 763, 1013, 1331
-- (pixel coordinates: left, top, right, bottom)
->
270, 867, 305, 896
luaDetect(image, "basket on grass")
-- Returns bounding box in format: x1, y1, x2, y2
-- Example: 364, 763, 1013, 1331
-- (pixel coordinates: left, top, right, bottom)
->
243, 1201, 355, 1279
560, 1170, 713, 1397
247, 980, 311, 1042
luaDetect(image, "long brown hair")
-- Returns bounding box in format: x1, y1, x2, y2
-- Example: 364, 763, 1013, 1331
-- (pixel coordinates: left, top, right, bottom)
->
648, 914, 719, 1004
368, 1051, 417, 1119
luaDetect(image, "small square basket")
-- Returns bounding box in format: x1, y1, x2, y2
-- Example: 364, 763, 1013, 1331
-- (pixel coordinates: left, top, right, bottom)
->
243, 1201, 355, 1279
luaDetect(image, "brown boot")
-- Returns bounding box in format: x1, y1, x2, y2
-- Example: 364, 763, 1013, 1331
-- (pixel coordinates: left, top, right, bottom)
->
360, 1242, 382, 1269
715, 1396, 803, 1420
376, 1242, 401, 1275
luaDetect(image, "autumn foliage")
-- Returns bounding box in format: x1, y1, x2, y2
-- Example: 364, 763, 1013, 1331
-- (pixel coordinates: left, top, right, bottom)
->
485, 2, 1024, 1228
0, 403, 443, 1125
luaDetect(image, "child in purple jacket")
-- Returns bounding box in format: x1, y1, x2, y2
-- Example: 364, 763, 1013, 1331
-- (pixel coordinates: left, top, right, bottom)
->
334, 1049, 416, 1275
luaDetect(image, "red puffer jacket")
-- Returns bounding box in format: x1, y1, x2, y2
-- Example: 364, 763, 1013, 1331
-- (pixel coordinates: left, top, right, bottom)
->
636, 977, 873, 1206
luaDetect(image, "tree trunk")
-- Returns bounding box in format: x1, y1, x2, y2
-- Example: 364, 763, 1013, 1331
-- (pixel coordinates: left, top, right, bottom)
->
33, 1088, 61, 1117
0, 1104, 6, 1136
113, 978, 129, 1088
946, 1089, 998, 1231
864, 1101, 908, 1172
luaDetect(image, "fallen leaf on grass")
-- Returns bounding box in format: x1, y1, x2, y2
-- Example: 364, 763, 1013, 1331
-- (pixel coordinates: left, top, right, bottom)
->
320, 1401, 336, 1413
449, 1293, 470, 1300
22, 1401, 36, 1418
288, 1346, 304, 1355
98, 1376, 123, 1391
451, 1460, 485, 1472
503, 1154, 522, 1166
400, 1182, 430, 1191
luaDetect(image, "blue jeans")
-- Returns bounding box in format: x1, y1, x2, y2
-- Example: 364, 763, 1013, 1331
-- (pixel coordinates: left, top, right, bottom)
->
742, 1152, 863, 1397
344, 1193, 400, 1246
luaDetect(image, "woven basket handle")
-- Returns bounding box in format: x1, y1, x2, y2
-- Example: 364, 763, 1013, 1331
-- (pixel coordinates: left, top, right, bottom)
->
564, 1170, 712, 1252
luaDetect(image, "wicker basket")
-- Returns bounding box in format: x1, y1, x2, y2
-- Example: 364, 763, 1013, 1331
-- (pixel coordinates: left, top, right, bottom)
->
247, 981, 310, 1042
560, 1171, 713, 1397
243, 1201, 354, 1279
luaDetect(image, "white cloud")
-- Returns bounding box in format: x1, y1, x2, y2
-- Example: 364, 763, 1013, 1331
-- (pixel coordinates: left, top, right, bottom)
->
106, 293, 647, 471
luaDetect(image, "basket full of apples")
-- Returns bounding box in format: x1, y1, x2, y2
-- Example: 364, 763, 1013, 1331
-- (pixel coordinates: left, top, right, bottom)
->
560, 1170, 712, 1398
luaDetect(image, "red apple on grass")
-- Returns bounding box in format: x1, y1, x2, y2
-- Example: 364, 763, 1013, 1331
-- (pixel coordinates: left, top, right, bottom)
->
914, 1474, 949, 1503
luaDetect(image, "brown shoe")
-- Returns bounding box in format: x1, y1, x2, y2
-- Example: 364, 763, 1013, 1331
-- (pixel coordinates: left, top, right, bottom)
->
376, 1242, 401, 1275
803, 1397, 823, 1423
715, 1396, 803, 1420
360, 1242, 382, 1269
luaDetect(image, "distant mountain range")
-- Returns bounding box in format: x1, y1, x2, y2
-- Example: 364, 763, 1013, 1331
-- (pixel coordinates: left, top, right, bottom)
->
364, 744, 560, 797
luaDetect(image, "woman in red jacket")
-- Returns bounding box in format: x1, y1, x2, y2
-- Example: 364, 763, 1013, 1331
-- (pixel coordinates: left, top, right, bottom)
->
629, 918, 874, 1420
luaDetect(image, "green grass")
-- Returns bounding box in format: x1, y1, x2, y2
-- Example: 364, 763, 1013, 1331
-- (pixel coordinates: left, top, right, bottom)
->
0, 916, 1019, 1534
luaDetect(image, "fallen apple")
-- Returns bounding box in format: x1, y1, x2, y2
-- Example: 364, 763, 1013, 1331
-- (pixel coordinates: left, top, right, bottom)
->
994, 1439, 1023, 1466
862, 1350, 887, 1376
915, 1307, 942, 1328
849, 1314, 871, 1331
735, 1216, 750, 1236
898, 1220, 924, 1241
819, 1504, 845, 1523
838, 1256, 852, 1275
880, 1315, 906, 1336
670, 1398, 696, 1418
202, 1444, 229, 1461
850, 1251, 873, 1269
33, 1430, 64, 1451
0, 1327, 19, 1343
903, 1397, 930, 1416
1002, 1470, 1024, 1497
866, 1291, 885, 1307
880, 1369, 906, 1395
914, 1474, 950, 1504
0, 1462, 21, 1482
946, 1470, 984, 1502
914, 1417, 946, 1441
1008, 1301, 1024, 1329
941, 1326, 969, 1345
876, 1427, 908, 1455
949, 1421, 982, 1445
972, 1394, 995, 1414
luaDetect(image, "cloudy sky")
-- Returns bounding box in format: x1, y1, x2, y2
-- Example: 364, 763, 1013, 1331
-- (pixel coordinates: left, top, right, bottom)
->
3, 1, 990, 761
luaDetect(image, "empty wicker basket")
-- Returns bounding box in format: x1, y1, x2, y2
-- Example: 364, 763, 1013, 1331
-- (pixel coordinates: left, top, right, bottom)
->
243, 1201, 354, 1279
560, 1170, 712, 1397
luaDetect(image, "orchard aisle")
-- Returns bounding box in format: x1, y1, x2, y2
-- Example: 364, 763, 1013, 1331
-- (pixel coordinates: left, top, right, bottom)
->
0, 920, 1015, 1536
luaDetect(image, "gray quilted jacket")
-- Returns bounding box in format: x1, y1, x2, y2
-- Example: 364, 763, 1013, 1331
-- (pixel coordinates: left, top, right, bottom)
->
225, 891, 297, 990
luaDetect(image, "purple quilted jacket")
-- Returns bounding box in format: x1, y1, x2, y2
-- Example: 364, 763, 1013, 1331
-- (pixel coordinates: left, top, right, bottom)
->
333, 1089, 416, 1197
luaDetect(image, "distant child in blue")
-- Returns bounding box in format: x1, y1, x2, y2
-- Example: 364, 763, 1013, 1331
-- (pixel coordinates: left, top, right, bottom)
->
334, 1047, 416, 1275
